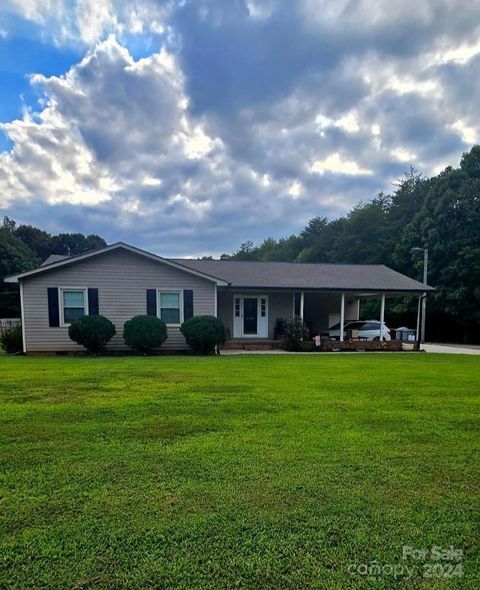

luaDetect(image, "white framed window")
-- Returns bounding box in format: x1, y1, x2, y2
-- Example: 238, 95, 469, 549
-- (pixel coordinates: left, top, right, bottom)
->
60, 288, 88, 326
158, 290, 183, 325
234, 297, 240, 317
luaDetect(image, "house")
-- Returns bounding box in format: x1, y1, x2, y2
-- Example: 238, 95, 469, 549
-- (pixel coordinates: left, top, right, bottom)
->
4, 242, 433, 354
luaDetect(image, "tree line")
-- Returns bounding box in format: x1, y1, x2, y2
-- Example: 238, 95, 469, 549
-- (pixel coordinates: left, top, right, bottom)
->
1, 146, 479, 342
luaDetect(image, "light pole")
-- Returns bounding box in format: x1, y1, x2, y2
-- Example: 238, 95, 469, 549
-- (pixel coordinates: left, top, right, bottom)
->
411, 247, 428, 343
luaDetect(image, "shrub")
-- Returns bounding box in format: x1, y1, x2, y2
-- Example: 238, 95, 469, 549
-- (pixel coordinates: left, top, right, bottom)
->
180, 315, 226, 355
68, 315, 116, 353
0, 326, 23, 354
284, 316, 310, 351
123, 315, 168, 353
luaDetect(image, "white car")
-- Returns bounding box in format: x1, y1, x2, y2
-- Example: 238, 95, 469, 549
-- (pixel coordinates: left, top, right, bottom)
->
322, 320, 391, 341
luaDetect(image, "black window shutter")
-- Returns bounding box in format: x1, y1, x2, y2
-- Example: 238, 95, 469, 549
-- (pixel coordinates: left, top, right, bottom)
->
47, 288, 60, 327
183, 290, 193, 320
88, 288, 99, 315
294, 292, 301, 317
146, 289, 157, 316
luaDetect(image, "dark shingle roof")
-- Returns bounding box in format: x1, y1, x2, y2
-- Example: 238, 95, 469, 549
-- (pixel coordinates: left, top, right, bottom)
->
170, 259, 433, 292
41, 254, 70, 266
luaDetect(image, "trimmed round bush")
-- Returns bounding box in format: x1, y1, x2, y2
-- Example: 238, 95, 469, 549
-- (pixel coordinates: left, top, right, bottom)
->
0, 326, 23, 354
123, 315, 167, 353
68, 315, 116, 353
180, 315, 226, 355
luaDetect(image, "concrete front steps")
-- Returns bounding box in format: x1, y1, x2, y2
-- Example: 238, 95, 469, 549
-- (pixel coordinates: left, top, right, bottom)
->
220, 339, 284, 351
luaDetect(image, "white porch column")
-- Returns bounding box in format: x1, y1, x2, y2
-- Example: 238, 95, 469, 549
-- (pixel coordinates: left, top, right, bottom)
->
20, 280, 26, 353
379, 293, 385, 341
300, 291, 304, 320
340, 293, 345, 342
416, 294, 422, 343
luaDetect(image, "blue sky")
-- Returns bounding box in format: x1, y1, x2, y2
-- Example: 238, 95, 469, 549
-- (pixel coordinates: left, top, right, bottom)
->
0, 1, 478, 256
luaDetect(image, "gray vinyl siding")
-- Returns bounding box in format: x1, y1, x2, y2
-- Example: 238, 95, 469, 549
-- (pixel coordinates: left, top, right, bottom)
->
268, 292, 295, 336
21, 250, 216, 352
217, 291, 234, 337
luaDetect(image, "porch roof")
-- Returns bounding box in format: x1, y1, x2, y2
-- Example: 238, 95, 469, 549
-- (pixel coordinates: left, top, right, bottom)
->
171, 259, 433, 293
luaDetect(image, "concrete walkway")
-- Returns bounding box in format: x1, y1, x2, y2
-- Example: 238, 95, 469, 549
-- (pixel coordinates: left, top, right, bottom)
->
220, 344, 480, 356
421, 343, 480, 355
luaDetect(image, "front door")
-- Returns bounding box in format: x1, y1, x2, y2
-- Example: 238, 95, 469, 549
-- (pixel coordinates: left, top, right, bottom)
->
233, 295, 269, 338
243, 298, 258, 335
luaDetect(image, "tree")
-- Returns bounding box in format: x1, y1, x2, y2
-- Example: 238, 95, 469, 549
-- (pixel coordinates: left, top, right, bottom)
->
15, 225, 52, 261
331, 194, 391, 264
459, 145, 480, 177
2, 216, 16, 231
398, 157, 480, 342
50, 233, 106, 256
297, 217, 342, 262
231, 240, 257, 260
0, 225, 40, 317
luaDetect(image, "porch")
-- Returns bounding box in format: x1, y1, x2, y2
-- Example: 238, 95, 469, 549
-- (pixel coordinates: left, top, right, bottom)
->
218, 290, 359, 340
217, 288, 423, 345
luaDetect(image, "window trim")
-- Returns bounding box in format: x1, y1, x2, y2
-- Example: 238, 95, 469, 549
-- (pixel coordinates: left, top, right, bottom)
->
157, 288, 184, 326
234, 296, 241, 318
59, 287, 89, 327
260, 297, 267, 318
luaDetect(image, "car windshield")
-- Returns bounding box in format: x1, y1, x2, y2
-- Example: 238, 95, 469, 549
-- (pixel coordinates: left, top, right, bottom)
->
328, 321, 357, 330
327, 320, 387, 331
347, 322, 366, 330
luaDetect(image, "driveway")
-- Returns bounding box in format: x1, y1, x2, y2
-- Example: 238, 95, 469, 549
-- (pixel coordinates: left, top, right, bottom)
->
422, 343, 480, 355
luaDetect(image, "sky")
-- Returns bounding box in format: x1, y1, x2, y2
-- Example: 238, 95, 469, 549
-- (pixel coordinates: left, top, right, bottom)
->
0, 1, 478, 257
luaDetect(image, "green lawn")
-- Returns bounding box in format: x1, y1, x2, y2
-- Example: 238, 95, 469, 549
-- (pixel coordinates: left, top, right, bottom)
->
1, 354, 479, 589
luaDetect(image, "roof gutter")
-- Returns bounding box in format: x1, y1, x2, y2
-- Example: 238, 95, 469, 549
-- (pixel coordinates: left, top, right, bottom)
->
217, 285, 435, 293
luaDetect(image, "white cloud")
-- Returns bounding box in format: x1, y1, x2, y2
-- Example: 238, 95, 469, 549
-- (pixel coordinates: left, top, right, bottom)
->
386, 76, 438, 96
0, 37, 226, 210
390, 148, 416, 163
287, 180, 303, 198
310, 153, 373, 176
180, 123, 220, 159
246, 1, 274, 21
433, 39, 480, 65
0, 37, 308, 250
301, 0, 435, 31
168, 193, 212, 218
2, 0, 170, 45
451, 120, 477, 144
141, 176, 162, 187
0, 104, 117, 207
74, 0, 118, 45
316, 112, 360, 133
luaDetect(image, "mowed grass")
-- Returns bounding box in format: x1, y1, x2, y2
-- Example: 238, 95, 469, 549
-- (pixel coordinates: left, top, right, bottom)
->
1, 354, 479, 589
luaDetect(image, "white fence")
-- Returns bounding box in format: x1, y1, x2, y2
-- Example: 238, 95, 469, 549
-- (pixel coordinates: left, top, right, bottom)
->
0, 318, 21, 335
